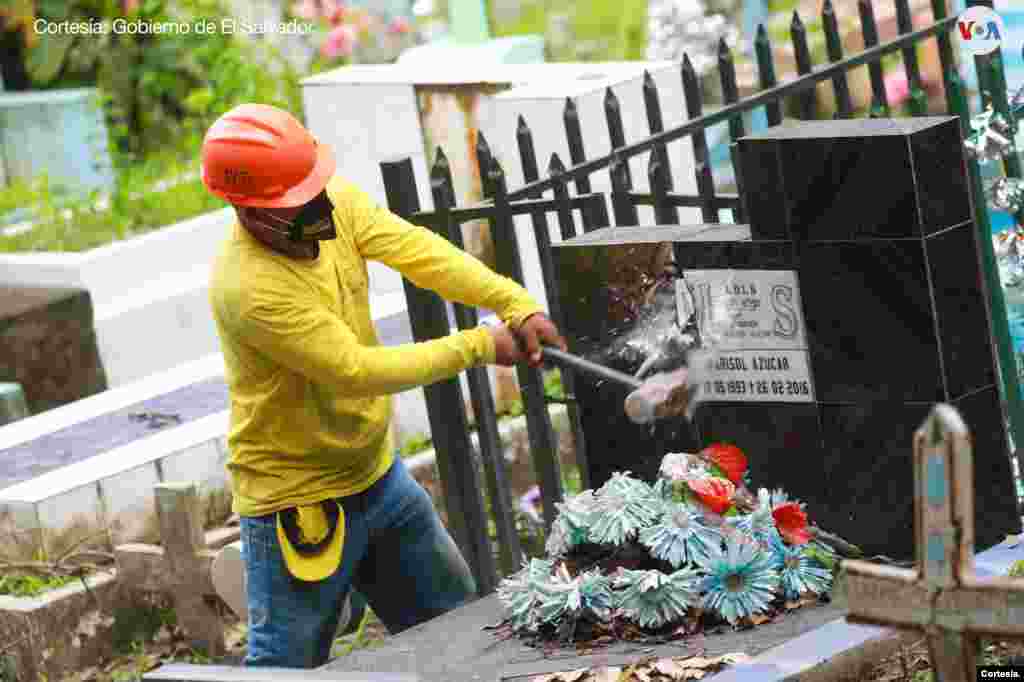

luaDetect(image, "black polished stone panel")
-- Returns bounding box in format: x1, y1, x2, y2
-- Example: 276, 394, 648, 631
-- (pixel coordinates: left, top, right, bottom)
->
735, 140, 789, 240
909, 118, 973, 234
952, 386, 1022, 551
925, 223, 997, 399
552, 224, 750, 357
673, 240, 796, 270
576, 375, 702, 489
778, 137, 919, 241
798, 241, 944, 403
817, 401, 933, 560
693, 403, 822, 504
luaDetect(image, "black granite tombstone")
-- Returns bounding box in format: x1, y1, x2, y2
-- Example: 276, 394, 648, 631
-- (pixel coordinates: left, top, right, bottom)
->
551, 116, 1021, 560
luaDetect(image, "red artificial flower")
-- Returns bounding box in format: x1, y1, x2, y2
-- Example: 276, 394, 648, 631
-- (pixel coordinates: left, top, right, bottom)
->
772, 502, 812, 545
701, 443, 748, 485
686, 477, 735, 515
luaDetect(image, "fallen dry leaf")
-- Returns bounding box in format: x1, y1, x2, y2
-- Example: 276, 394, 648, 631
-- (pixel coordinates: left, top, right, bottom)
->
530, 667, 589, 682
632, 665, 653, 682
653, 658, 689, 679
77, 666, 99, 681
589, 667, 623, 682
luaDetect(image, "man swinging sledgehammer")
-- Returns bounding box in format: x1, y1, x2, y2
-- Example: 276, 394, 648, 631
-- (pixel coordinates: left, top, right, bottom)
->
203, 103, 566, 668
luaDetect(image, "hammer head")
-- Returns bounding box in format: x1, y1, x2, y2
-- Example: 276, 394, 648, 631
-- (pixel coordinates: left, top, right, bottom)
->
623, 348, 716, 424
624, 366, 700, 424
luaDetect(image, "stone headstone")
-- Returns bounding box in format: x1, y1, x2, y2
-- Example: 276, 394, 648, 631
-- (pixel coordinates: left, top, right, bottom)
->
0, 88, 114, 198
0, 285, 107, 416
552, 117, 1022, 560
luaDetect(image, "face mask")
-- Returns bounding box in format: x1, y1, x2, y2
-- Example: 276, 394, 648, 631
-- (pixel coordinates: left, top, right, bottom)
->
250, 190, 337, 242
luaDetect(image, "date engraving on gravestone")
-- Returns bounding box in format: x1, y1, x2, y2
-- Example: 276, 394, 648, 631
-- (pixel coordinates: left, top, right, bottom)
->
679, 270, 815, 403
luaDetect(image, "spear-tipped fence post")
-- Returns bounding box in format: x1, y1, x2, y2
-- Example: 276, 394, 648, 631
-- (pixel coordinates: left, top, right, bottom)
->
605, 86, 633, 189
565, 97, 609, 231
859, 0, 890, 117
822, 0, 853, 118
682, 53, 719, 223
516, 117, 592, 495
755, 24, 783, 126
430, 148, 522, 577
380, 156, 497, 595
791, 11, 818, 120
643, 70, 675, 191
895, 0, 928, 116
718, 38, 746, 140
487, 160, 564, 530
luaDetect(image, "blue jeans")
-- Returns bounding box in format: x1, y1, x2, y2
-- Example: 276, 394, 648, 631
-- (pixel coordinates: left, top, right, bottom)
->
240, 458, 477, 668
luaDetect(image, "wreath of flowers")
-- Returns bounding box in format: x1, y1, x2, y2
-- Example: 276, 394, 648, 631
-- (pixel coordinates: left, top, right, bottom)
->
497, 444, 840, 640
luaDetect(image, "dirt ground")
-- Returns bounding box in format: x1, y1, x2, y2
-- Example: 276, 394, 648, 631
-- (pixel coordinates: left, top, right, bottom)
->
52, 598, 392, 682
859, 637, 1024, 682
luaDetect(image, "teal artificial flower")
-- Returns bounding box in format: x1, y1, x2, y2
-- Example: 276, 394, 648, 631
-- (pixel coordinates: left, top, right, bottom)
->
769, 536, 833, 600
639, 499, 721, 569
614, 568, 701, 629
545, 490, 598, 557
497, 558, 556, 632
701, 536, 780, 626
534, 567, 616, 627
728, 488, 780, 547
586, 472, 662, 546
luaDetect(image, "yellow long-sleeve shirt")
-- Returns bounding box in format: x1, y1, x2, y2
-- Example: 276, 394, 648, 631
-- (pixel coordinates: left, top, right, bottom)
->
209, 175, 543, 517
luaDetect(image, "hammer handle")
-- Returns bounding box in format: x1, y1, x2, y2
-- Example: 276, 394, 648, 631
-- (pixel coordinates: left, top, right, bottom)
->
541, 346, 643, 391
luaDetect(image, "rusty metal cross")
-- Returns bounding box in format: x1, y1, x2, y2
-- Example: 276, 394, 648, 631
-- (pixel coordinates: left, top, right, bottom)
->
836, 404, 1024, 681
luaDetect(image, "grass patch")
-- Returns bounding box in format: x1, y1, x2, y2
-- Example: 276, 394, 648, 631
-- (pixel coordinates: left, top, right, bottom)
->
488, 0, 647, 61
111, 604, 177, 655
0, 140, 227, 254
0, 572, 76, 598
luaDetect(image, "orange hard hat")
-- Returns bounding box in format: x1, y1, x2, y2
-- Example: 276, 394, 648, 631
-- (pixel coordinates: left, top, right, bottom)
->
201, 104, 336, 208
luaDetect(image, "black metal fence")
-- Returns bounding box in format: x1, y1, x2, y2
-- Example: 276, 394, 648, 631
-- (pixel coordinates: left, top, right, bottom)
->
379, 0, 1023, 595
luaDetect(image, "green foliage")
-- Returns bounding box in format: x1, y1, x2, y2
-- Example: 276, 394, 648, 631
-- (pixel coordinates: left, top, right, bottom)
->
489, 0, 647, 61
399, 433, 433, 457
19, 0, 302, 157
1008, 559, 1024, 578
0, 572, 74, 597
0, 165, 225, 253
543, 369, 564, 400
0, 655, 15, 682
111, 604, 175, 654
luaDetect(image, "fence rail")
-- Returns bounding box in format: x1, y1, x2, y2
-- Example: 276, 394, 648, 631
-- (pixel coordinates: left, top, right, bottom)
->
380, 0, 1023, 594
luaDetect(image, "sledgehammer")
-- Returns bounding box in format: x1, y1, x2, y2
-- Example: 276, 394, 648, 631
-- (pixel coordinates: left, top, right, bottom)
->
540, 346, 698, 424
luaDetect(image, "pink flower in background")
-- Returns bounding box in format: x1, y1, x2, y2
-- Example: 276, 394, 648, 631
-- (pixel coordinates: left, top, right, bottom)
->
292, 0, 318, 20
321, 24, 357, 58
123, 0, 139, 13
388, 16, 412, 34
885, 71, 910, 106
323, 0, 348, 25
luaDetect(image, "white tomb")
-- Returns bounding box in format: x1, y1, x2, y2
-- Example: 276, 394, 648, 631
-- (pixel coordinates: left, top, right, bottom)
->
301, 60, 713, 313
